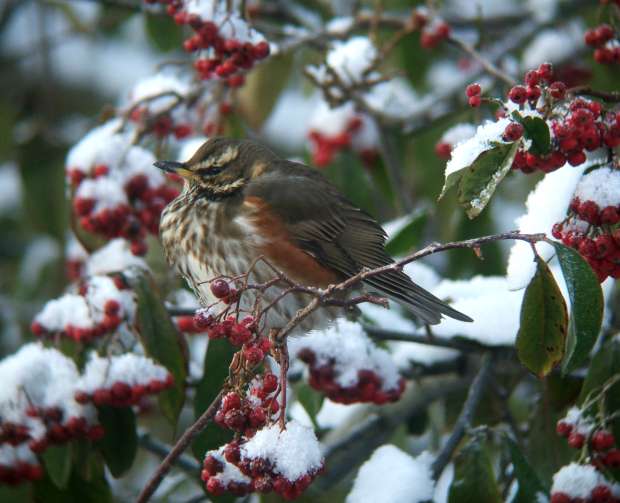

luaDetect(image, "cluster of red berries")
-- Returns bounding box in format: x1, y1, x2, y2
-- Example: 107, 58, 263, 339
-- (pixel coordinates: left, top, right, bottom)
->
569, 197, 620, 227
0, 459, 43, 486
129, 107, 194, 140
70, 168, 178, 256
551, 486, 620, 503
153, 2, 270, 86
21, 406, 103, 454
31, 282, 131, 343
585, 23, 619, 65
557, 417, 620, 468
213, 374, 279, 436
465, 83, 482, 107
419, 19, 451, 49
308, 116, 376, 167
296, 348, 405, 404
74, 374, 173, 408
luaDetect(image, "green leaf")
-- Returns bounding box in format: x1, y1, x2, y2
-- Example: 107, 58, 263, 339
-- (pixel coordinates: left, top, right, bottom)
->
551, 242, 604, 374
505, 436, 549, 502
192, 339, 235, 460
34, 466, 113, 503
294, 383, 324, 430
511, 111, 551, 156
384, 210, 428, 256
144, 13, 183, 52
41, 444, 72, 489
516, 255, 568, 377
96, 406, 137, 478
439, 141, 520, 219
447, 435, 502, 503
130, 271, 187, 425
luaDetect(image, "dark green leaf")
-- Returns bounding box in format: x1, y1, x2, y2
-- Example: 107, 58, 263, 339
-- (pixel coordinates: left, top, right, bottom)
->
144, 14, 183, 52
551, 242, 604, 374
447, 435, 502, 503
294, 383, 324, 430
384, 211, 428, 256
516, 255, 568, 377
505, 436, 549, 502
33, 464, 113, 503
511, 111, 551, 156
41, 444, 72, 489
130, 271, 187, 425
192, 339, 235, 460
440, 141, 520, 219
96, 406, 137, 477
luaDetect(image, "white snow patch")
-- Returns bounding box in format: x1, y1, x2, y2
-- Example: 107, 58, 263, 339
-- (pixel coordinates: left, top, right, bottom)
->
85, 239, 148, 276
551, 463, 603, 498
0, 162, 22, 214
440, 123, 477, 146
521, 21, 585, 70
346, 445, 434, 503
574, 166, 620, 209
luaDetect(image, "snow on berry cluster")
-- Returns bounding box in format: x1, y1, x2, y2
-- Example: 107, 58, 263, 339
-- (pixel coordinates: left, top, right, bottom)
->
552, 166, 620, 282
148, 0, 270, 87
202, 420, 324, 500
74, 352, 173, 408
550, 463, 620, 503
556, 407, 620, 469
31, 274, 135, 343
0, 344, 101, 485
66, 120, 179, 256
290, 319, 405, 405
434, 123, 476, 160
213, 372, 279, 436
585, 23, 620, 65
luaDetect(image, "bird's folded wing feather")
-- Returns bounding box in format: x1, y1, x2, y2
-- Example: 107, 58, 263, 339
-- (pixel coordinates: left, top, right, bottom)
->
244, 162, 471, 324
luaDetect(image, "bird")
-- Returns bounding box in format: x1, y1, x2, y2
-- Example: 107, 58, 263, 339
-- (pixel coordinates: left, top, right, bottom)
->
156, 137, 472, 334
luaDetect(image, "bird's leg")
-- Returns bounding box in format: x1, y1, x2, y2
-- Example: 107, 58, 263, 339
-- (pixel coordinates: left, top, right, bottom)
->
269, 328, 289, 430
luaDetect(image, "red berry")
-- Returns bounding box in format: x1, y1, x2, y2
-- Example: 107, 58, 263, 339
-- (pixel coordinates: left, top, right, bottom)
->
243, 345, 264, 365
210, 279, 230, 299
527, 85, 541, 102
603, 449, 620, 467
87, 424, 105, 441
591, 485, 612, 503
93, 164, 109, 177
503, 122, 524, 142
550, 493, 571, 503
508, 85, 527, 104
556, 420, 573, 437
224, 409, 247, 431
567, 150, 586, 167
206, 478, 224, 496
537, 63, 554, 82
221, 392, 242, 413
601, 206, 620, 225
111, 381, 131, 401
568, 431, 585, 449
104, 299, 120, 316
468, 95, 481, 107
130, 240, 147, 256
549, 81, 567, 100
262, 373, 278, 393
592, 430, 616, 451
435, 142, 452, 159
435, 22, 450, 38
524, 70, 539, 86
465, 83, 481, 97
253, 41, 270, 59
176, 316, 197, 333
248, 407, 266, 428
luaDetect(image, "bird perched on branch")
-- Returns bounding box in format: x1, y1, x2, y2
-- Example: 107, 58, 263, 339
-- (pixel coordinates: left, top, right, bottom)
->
157, 137, 471, 333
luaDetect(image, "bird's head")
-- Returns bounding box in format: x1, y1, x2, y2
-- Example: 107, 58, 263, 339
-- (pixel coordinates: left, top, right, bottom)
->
154, 137, 277, 199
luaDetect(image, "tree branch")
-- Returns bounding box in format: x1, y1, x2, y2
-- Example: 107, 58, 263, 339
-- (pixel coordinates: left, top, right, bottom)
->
136, 389, 226, 503
431, 353, 495, 480
138, 432, 201, 473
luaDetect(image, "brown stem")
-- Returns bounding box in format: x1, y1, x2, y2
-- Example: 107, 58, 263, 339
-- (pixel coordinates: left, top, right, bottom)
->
136, 388, 226, 503
568, 86, 620, 103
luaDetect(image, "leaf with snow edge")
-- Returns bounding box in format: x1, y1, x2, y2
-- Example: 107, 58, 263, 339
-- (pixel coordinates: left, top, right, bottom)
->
447, 435, 502, 503
511, 111, 551, 157
505, 435, 549, 502
385, 210, 428, 256
96, 405, 137, 478
516, 255, 568, 377
192, 339, 235, 461
42, 444, 72, 489
440, 141, 520, 219
130, 271, 187, 425
551, 242, 604, 375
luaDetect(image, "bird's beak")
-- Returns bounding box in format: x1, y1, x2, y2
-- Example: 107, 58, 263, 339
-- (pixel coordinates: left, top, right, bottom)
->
154, 160, 194, 179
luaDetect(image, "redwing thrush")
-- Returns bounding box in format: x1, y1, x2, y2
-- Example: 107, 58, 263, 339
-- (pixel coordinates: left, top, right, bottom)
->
157, 137, 471, 332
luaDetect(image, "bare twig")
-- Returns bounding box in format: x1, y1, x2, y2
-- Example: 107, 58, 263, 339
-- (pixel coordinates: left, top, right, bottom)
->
568, 86, 620, 103
431, 353, 495, 480
136, 389, 226, 503
138, 433, 201, 473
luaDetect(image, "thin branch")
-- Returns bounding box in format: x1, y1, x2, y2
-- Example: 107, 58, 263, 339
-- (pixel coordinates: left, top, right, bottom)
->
568, 86, 620, 103
136, 389, 226, 503
431, 353, 495, 480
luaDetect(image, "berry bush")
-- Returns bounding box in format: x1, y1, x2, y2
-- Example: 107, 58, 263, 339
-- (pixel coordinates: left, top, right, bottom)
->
1, 0, 619, 502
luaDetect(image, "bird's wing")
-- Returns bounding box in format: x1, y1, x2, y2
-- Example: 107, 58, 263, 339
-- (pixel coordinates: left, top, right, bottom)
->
243, 162, 471, 324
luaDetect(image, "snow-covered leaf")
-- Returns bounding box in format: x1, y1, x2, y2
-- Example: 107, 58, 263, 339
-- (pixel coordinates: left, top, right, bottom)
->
516, 255, 568, 378
511, 111, 551, 156
440, 141, 520, 219
552, 242, 603, 375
